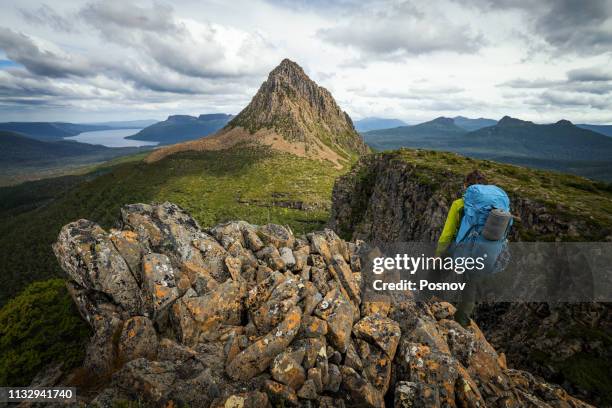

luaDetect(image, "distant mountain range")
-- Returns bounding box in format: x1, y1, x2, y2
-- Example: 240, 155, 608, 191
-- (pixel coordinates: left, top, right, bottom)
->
365, 116, 612, 181
577, 124, 612, 137
126, 114, 233, 145
452, 116, 497, 131
354, 117, 407, 132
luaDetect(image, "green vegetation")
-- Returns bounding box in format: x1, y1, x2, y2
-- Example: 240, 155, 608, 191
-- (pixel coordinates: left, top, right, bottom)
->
0, 279, 90, 386
392, 149, 612, 237
0, 145, 342, 305
558, 353, 612, 405
531, 330, 612, 406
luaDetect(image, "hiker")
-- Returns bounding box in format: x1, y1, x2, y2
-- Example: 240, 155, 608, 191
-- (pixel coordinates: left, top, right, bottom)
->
436, 170, 513, 327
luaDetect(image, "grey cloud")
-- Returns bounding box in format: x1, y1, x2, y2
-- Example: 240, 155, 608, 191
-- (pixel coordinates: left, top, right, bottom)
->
0, 27, 91, 77
539, 90, 611, 110
19, 4, 77, 33
567, 67, 612, 82
79, 1, 269, 80
535, 0, 612, 53
498, 78, 564, 89
500, 67, 612, 95
467, 0, 612, 55
318, 2, 485, 58
79, 1, 181, 38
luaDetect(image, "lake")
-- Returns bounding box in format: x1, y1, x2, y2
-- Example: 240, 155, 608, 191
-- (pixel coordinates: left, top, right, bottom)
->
65, 128, 158, 147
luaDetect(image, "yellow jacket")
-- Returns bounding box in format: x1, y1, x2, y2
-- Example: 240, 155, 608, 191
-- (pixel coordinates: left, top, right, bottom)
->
436, 198, 464, 256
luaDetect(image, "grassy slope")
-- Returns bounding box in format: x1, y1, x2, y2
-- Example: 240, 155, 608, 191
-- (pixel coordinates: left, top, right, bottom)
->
0, 145, 342, 305
391, 149, 612, 234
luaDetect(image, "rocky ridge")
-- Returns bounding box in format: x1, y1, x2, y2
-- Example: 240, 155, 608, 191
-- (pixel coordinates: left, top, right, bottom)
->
146, 59, 368, 167
50, 202, 592, 407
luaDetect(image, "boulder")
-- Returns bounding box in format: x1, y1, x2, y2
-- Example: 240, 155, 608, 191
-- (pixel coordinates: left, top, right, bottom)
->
263, 380, 298, 407
53, 219, 141, 316
314, 288, 353, 352
258, 223, 295, 249
226, 306, 302, 381
270, 350, 306, 390
340, 365, 385, 408
172, 279, 245, 344
141, 253, 179, 315
352, 314, 401, 358
118, 316, 158, 363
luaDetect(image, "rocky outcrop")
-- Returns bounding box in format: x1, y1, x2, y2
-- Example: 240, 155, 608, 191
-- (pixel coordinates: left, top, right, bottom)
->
52, 202, 593, 407
328, 149, 612, 405
147, 59, 369, 167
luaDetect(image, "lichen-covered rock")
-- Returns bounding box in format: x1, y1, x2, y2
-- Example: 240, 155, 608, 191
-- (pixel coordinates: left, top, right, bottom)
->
52, 203, 595, 408
211, 391, 270, 408
53, 219, 141, 316
270, 349, 306, 390
118, 316, 158, 363
314, 288, 354, 352
353, 314, 401, 358
263, 379, 298, 407
258, 223, 295, 249
172, 279, 246, 344
141, 253, 179, 315
226, 306, 302, 381
340, 365, 385, 408
112, 358, 177, 403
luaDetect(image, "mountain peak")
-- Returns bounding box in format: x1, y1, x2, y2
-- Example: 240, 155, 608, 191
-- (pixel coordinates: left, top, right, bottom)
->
167, 115, 196, 122
498, 116, 532, 126
148, 59, 368, 166
275, 58, 305, 73
430, 117, 455, 125
555, 119, 573, 126
225, 58, 368, 160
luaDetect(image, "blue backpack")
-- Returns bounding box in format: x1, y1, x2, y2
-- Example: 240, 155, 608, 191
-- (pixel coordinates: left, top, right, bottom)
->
453, 184, 513, 274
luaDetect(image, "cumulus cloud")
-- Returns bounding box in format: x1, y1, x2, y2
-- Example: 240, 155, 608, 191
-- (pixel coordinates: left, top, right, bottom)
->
467, 0, 612, 56
79, 1, 276, 79
500, 64, 612, 112
317, 1, 485, 58
534, 0, 612, 54
0, 1, 286, 119
567, 67, 612, 82
0, 28, 91, 77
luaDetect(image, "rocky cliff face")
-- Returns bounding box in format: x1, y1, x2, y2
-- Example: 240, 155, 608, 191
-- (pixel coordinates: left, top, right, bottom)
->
329, 151, 608, 243
147, 59, 368, 167
329, 149, 612, 406
51, 202, 592, 407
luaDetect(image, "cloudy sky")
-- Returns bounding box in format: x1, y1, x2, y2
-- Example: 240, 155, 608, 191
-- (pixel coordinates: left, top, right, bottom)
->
1, 0, 611, 124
